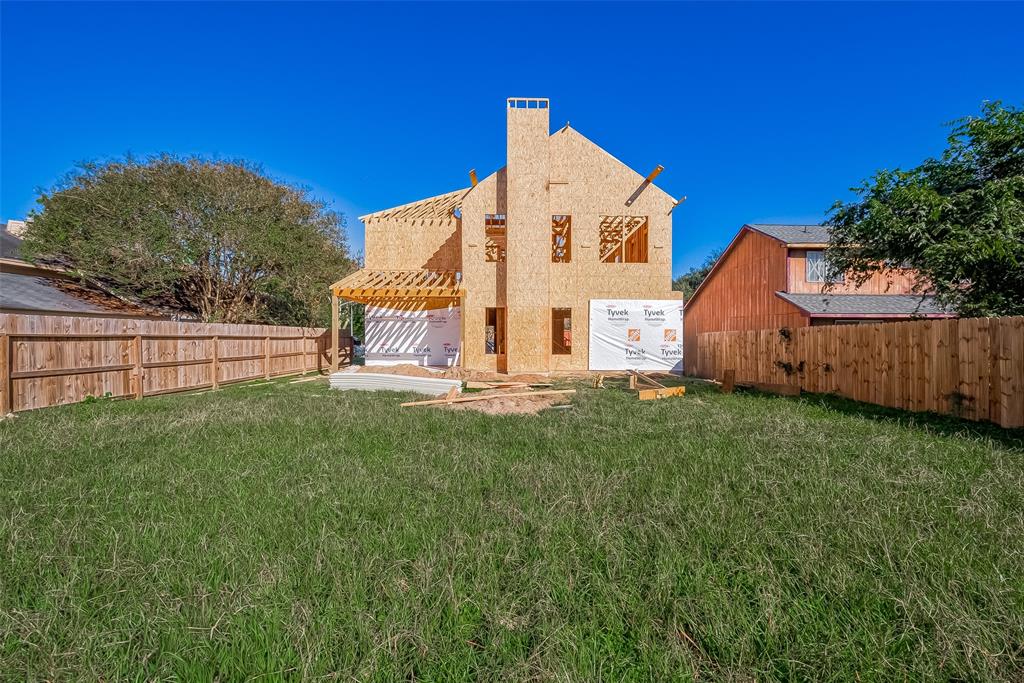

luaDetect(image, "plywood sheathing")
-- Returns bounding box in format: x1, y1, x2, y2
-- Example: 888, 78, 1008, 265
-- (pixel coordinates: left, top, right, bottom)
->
339, 98, 682, 373
543, 125, 679, 372
505, 100, 553, 373
361, 188, 468, 271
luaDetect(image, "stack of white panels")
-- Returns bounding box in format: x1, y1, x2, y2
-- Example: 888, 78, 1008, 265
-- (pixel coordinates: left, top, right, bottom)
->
328, 372, 463, 397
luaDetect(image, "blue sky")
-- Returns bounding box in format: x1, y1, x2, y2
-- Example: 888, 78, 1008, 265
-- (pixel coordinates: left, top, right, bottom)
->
2, 2, 1021, 275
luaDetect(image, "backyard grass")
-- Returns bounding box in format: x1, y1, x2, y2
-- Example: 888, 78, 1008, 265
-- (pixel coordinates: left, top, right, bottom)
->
1, 377, 1022, 681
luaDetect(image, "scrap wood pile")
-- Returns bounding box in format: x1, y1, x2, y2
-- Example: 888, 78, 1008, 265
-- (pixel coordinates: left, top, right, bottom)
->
401, 386, 575, 416
593, 370, 686, 401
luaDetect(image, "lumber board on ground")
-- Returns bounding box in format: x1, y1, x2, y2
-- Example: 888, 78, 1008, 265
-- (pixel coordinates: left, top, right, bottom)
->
400, 389, 575, 407
637, 386, 686, 401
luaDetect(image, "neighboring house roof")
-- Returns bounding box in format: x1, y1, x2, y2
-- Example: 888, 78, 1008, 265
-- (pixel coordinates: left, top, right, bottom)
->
1, 229, 23, 259
0, 271, 154, 316
1, 222, 173, 318
746, 224, 831, 245
775, 292, 953, 317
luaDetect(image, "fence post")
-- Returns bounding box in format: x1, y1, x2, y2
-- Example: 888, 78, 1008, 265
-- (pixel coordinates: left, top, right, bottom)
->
301, 334, 307, 375
212, 335, 219, 390
133, 335, 144, 399
1, 334, 11, 414
264, 334, 271, 380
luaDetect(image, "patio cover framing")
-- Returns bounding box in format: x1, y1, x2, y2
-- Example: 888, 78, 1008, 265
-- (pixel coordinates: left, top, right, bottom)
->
328, 269, 464, 371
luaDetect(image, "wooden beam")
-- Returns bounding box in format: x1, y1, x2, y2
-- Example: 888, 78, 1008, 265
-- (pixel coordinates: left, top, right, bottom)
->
638, 386, 686, 401
401, 389, 576, 408
668, 195, 688, 215
331, 293, 340, 372
469, 169, 478, 187
644, 165, 664, 183
632, 370, 665, 388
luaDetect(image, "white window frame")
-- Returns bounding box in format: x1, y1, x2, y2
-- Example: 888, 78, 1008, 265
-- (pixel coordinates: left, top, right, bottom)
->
806, 250, 844, 284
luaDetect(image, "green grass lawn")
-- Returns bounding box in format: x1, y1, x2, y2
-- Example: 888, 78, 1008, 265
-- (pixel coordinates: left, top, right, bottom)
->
1, 377, 1022, 681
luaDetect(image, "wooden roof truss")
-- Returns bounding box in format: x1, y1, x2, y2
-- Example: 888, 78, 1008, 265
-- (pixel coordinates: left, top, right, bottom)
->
360, 188, 470, 222
331, 269, 463, 302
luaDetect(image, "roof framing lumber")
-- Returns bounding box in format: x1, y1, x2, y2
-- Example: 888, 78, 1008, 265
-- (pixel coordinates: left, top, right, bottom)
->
331, 269, 463, 303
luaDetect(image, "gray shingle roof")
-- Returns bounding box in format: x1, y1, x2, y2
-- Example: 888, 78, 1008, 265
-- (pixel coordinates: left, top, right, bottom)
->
746, 224, 831, 245
1, 229, 23, 260
776, 292, 952, 316
0, 272, 131, 314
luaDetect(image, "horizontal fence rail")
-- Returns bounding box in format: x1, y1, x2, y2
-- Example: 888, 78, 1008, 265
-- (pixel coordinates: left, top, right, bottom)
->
0, 313, 353, 413
694, 316, 1023, 429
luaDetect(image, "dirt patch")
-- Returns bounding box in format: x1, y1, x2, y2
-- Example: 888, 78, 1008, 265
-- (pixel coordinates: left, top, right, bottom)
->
356, 363, 553, 385
354, 364, 655, 386
444, 388, 573, 416
356, 364, 440, 378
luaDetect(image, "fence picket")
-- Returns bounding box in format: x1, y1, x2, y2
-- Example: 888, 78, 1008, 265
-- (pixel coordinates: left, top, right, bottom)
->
694, 317, 1023, 428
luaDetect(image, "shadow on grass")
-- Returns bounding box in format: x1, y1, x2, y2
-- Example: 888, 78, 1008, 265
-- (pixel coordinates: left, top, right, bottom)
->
783, 390, 1022, 450
683, 376, 1024, 450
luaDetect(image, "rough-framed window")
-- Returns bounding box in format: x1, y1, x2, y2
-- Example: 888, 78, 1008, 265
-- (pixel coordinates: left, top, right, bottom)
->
551, 215, 571, 263
551, 308, 572, 354
485, 307, 506, 355
485, 214, 506, 263
805, 250, 844, 283
599, 216, 649, 263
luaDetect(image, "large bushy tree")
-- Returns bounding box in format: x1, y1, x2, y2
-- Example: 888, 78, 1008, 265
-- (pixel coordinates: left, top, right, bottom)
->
826, 101, 1024, 316
672, 248, 723, 302
22, 155, 357, 325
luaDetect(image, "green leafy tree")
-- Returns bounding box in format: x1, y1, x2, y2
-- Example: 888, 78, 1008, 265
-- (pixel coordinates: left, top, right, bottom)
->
22, 155, 357, 325
826, 101, 1024, 316
673, 248, 723, 302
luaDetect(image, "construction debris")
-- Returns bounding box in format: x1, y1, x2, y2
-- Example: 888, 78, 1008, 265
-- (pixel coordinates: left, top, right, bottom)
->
400, 389, 575, 408
629, 370, 686, 401
464, 380, 553, 390
329, 371, 462, 397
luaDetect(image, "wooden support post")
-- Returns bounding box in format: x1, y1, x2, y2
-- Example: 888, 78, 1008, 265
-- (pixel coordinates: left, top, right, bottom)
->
264, 335, 271, 380
331, 292, 340, 373
459, 294, 467, 368
0, 334, 11, 415
301, 335, 307, 376
721, 368, 736, 394
211, 335, 219, 390
133, 334, 144, 399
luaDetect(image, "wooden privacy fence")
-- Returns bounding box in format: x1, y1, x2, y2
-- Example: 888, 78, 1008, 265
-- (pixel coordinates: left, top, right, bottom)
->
0, 313, 353, 413
694, 317, 1024, 428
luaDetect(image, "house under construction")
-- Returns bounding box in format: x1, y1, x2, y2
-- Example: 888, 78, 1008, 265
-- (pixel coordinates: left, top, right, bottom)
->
330, 98, 683, 374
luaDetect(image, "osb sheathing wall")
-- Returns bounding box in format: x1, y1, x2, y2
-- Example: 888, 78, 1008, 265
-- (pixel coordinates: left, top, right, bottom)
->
544, 125, 677, 372
460, 169, 507, 373
505, 104, 552, 373
362, 189, 467, 271
364, 216, 461, 271
459, 108, 679, 372
357, 98, 680, 373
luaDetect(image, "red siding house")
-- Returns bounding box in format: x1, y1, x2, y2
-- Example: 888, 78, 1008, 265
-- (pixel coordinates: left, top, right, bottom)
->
683, 224, 953, 375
